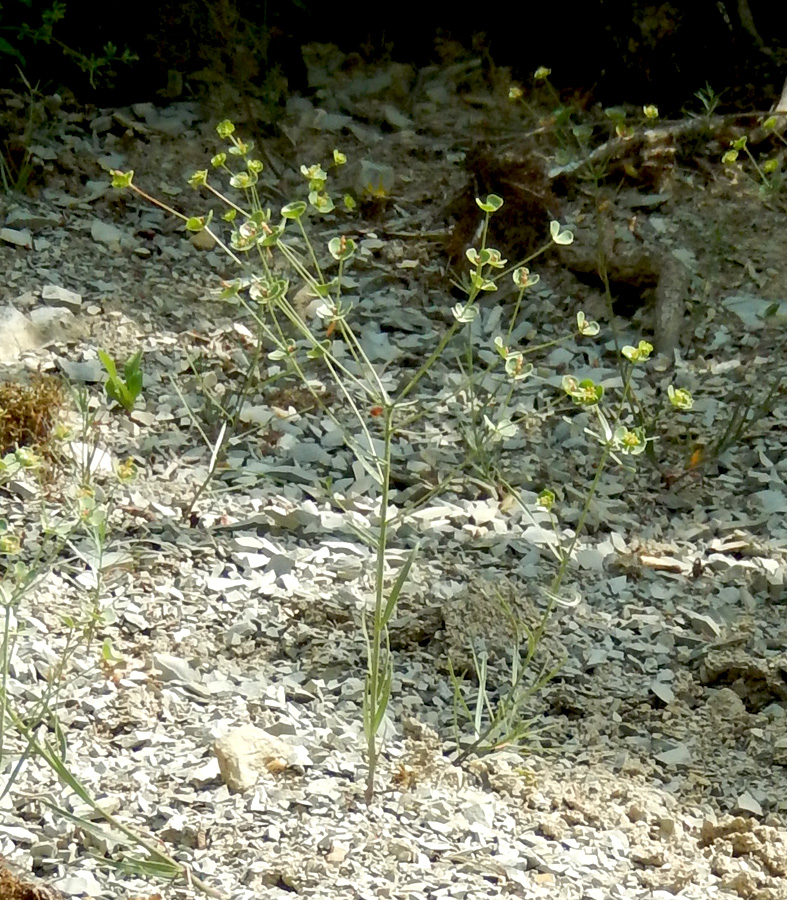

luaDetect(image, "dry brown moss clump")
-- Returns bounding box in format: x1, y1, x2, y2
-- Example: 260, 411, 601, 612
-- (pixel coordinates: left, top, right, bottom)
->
0, 854, 66, 899
0, 375, 65, 456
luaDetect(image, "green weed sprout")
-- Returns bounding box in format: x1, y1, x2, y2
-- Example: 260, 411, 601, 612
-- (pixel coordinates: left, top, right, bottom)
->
98, 349, 144, 412
723, 128, 783, 195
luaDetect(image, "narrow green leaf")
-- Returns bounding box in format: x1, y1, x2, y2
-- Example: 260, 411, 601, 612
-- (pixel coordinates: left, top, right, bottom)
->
97, 350, 118, 379
381, 543, 419, 624
371, 665, 392, 732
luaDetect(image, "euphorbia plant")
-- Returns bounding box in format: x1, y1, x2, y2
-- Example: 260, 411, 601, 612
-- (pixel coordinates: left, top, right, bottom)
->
110, 119, 655, 801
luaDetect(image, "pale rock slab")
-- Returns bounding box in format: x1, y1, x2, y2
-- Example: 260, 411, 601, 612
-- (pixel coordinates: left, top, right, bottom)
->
213, 724, 311, 792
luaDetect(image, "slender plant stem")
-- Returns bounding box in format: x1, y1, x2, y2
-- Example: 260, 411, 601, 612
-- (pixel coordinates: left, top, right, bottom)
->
364, 406, 394, 804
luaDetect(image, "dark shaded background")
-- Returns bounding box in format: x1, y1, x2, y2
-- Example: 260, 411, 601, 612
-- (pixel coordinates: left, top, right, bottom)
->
2, 0, 787, 110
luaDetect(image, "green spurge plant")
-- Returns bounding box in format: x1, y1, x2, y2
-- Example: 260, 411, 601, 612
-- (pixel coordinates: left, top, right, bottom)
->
110, 118, 685, 802
447, 335, 675, 761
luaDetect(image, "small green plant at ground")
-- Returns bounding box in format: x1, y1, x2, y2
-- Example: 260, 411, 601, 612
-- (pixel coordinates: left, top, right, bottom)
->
110, 119, 693, 804
722, 115, 786, 195
98, 348, 144, 412
691, 82, 725, 117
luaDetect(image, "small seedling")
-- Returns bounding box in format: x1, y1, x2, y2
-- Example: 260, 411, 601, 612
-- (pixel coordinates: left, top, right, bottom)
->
98, 349, 143, 412
693, 82, 724, 117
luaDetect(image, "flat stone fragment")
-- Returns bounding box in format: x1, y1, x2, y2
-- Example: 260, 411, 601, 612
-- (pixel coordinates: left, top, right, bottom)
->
0, 305, 43, 362
41, 284, 83, 310
214, 724, 311, 792
0, 227, 33, 248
